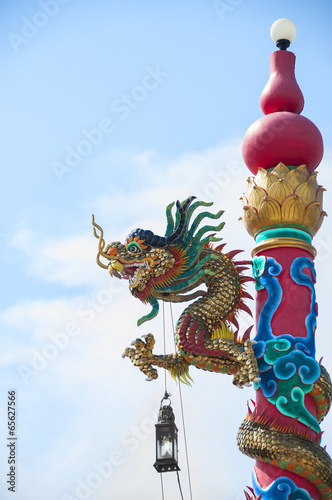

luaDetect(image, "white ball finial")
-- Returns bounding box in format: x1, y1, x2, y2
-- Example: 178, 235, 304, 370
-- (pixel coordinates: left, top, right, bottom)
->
270, 18, 297, 49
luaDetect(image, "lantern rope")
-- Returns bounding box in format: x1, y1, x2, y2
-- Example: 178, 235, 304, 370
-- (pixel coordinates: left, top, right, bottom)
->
169, 302, 193, 500
162, 300, 168, 394
177, 470, 185, 500
160, 301, 185, 499
160, 473, 165, 500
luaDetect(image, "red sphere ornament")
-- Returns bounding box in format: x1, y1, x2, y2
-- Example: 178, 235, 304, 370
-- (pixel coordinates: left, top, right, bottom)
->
242, 112, 323, 174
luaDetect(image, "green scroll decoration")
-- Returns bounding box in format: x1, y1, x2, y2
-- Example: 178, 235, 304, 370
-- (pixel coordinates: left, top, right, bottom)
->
264, 338, 321, 433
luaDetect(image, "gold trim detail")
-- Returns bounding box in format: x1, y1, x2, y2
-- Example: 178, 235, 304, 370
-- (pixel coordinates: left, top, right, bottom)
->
251, 237, 317, 258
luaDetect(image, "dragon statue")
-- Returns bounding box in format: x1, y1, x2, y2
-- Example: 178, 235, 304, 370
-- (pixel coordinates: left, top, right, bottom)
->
93, 195, 332, 498
92, 196, 259, 388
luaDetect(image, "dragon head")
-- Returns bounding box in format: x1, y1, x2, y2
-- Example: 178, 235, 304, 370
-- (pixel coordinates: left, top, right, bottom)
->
92, 197, 225, 325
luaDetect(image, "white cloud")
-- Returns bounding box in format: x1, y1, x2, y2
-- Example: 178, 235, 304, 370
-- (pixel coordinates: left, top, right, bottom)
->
9, 231, 103, 288
92, 139, 246, 226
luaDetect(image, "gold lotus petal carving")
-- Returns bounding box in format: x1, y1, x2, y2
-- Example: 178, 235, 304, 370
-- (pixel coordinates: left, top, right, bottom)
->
313, 211, 328, 234
248, 186, 267, 206
245, 177, 256, 200
303, 202, 325, 235
294, 179, 318, 206
281, 195, 305, 223
316, 186, 326, 205
309, 171, 318, 181
255, 168, 276, 191
241, 206, 261, 237
258, 197, 281, 226
283, 165, 310, 188
270, 162, 291, 179
268, 179, 294, 204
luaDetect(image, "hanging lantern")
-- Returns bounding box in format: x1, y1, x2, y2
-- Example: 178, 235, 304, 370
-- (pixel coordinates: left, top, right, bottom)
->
154, 392, 180, 473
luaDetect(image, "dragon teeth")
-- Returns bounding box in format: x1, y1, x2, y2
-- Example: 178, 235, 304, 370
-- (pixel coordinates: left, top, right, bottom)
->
127, 261, 150, 286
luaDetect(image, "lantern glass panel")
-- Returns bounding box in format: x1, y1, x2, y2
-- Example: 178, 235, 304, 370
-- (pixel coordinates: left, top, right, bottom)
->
173, 432, 178, 462
157, 433, 173, 460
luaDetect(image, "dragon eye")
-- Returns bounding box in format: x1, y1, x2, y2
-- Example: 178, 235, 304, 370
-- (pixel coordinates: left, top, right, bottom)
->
126, 242, 142, 253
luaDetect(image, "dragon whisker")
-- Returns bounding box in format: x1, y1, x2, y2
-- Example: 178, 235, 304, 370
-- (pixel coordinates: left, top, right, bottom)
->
92, 214, 113, 267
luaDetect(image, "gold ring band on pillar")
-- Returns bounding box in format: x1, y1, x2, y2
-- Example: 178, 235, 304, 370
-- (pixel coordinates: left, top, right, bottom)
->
251, 237, 317, 258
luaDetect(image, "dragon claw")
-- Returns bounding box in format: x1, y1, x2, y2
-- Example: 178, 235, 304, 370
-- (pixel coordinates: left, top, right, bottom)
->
122, 347, 132, 358
123, 334, 159, 380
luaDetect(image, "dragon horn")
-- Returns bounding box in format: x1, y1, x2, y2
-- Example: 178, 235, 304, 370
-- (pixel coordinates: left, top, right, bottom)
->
126, 197, 196, 249
165, 196, 196, 244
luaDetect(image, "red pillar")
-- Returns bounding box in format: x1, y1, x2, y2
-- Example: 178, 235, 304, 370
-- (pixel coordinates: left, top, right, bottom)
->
240, 28, 332, 500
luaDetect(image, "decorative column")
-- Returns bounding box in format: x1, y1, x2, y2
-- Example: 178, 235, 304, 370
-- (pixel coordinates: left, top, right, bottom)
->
238, 20, 332, 500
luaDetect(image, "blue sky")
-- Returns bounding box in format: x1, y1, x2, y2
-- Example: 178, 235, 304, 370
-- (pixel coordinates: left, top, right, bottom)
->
1, 1, 332, 499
